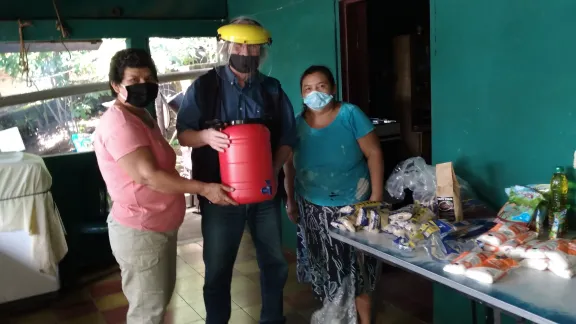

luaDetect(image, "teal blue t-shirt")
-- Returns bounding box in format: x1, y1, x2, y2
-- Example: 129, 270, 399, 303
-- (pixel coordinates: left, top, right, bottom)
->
293, 102, 375, 207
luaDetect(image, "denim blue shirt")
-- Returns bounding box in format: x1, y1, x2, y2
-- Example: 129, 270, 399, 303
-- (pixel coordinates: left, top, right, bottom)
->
176, 66, 297, 148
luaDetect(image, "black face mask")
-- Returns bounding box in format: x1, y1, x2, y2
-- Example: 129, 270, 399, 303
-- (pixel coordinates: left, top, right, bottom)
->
229, 54, 260, 73
123, 82, 159, 108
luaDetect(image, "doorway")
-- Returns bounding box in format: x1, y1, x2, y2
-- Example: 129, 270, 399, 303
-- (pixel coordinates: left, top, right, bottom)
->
339, 1, 433, 323
339, 0, 431, 165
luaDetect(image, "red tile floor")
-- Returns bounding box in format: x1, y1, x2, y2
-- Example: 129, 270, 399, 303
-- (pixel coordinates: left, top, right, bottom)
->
2, 233, 429, 324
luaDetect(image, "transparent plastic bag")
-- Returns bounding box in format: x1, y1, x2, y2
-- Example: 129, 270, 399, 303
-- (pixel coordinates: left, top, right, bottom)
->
310, 275, 357, 324
424, 235, 482, 263
386, 157, 437, 203
385, 157, 492, 218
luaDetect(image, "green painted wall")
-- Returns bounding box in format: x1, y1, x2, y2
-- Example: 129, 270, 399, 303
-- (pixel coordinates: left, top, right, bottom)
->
0, 0, 226, 43
429, 1, 576, 322
227, 0, 340, 250
430, 0, 576, 207
0, 19, 222, 42
2, 0, 226, 20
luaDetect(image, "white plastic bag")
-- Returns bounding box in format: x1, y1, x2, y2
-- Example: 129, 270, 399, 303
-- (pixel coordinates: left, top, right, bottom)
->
545, 240, 576, 270
548, 263, 576, 279
524, 240, 565, 259
520, 258, 549, 271
310, 276, 357, 324
465, 256, 519, 284
443, 251, 491, 275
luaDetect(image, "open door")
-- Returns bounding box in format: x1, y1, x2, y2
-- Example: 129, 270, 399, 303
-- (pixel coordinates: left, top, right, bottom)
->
339, 0, 370, 114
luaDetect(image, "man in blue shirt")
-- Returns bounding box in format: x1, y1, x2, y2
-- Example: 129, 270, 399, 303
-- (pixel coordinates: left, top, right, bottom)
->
176, 17, 296, 324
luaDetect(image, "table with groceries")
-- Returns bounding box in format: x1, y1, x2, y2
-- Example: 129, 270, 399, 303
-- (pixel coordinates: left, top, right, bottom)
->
326, 157, 576, 324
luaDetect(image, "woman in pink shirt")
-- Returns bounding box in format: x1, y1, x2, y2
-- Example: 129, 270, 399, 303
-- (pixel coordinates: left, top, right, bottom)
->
94, 49, 236, 324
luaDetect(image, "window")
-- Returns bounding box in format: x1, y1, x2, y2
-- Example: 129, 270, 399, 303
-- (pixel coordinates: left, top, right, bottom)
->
0, 39, 126, 156
0, 37, 222, 159
0, 90, 112, 155
149, 37, 221, 178
149, 37, 220, 74
0, 39, 126, 97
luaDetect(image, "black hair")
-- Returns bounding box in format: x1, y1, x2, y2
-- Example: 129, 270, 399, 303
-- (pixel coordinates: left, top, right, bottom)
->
299, 65, 337, 115
108, 48, 159, 96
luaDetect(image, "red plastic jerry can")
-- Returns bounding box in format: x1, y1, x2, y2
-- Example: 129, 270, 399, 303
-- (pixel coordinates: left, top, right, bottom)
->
218, 123, 276, 204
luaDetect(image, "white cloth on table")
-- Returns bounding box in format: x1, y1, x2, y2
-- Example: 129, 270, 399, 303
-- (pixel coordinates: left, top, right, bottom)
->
0, 152, 68, 277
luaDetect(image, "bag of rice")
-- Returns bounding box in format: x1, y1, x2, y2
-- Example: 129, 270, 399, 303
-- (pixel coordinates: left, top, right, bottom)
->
465, 256, 519, 284
443, 251, 492, 275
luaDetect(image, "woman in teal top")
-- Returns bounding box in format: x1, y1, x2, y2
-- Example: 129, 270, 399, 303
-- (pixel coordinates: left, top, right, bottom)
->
284, 65, 384, 323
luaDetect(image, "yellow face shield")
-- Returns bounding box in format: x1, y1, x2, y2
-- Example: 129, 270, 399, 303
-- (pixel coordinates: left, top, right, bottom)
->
217, 24, 272, 45
216, 23, 273, 75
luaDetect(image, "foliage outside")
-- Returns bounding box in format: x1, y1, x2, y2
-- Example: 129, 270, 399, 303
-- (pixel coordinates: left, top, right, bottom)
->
0, 37, 219, 155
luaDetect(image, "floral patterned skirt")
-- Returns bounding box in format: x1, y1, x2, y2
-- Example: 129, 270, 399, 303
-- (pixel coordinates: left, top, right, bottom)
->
295, 195, 379, 301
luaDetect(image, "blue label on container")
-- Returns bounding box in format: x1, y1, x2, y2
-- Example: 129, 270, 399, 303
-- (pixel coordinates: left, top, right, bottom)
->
509, 212, 532, 222
433, 219, 454, 235
261, 180, 272, 195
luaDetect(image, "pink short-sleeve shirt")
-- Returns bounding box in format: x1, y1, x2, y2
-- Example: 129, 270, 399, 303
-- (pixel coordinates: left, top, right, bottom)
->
94, 105, 185, 232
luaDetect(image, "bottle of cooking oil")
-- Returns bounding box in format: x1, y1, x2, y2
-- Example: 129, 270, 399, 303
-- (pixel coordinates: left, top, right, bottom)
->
549, 166, 568, 236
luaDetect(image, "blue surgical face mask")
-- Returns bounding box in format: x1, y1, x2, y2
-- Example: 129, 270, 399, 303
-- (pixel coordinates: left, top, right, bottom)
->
303, 91, 333, 110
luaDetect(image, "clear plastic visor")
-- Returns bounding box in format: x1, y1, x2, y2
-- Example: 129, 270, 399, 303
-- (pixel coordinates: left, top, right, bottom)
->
217, 40, 272, 76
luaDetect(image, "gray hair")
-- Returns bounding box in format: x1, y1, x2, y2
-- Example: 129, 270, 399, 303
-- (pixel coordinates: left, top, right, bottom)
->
229, 16, 262, 26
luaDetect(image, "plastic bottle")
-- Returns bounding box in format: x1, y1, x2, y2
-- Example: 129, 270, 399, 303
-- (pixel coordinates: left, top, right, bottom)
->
549, 166, 568, 234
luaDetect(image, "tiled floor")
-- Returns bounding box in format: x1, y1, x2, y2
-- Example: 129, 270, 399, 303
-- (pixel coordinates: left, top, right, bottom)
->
2, 233, 427, 324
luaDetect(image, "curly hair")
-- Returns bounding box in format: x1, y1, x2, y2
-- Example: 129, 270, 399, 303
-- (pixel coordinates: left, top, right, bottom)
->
108, 48, 159, 96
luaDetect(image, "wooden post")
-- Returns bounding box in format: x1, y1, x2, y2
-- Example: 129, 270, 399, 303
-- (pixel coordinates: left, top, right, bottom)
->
155, 96, 166, 137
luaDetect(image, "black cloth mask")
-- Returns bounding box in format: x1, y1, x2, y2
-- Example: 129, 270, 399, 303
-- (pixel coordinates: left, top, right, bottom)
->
123, 82, 159, 108
229, 54, 260, 73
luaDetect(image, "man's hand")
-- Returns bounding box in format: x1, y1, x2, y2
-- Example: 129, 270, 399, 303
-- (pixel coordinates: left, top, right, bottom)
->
200, 129, 230, 152
285, 198, 299, 224
201, 183, 238, 205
